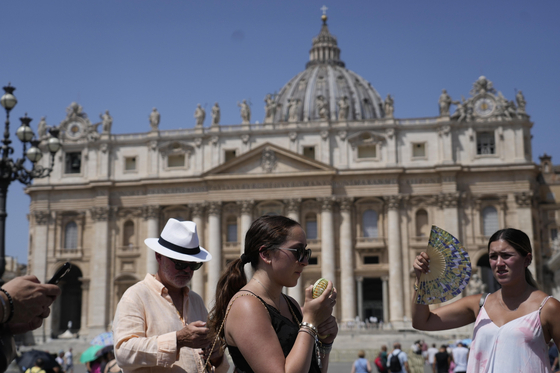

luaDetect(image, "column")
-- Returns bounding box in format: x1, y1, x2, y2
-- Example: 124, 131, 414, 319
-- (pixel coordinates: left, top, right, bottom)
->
285, 199, 302, 304
143, 205, 160, 275
206, 202, 222, 305
80, 279, 90, 338
440, 193, 460, 237
515, 193, 536, 277
31, 211, 50, 343
339, 197, 355, 322
88, 207, 110, 336
356, 277, 363, 323
381, 275, 389, 326
240, 200, 255, 280
189, 204, 205, 298
386, 196, 404, 325
319, 198, 336, 284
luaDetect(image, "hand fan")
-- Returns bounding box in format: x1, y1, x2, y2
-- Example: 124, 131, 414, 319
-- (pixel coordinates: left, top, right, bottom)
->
415, 225, 471, 305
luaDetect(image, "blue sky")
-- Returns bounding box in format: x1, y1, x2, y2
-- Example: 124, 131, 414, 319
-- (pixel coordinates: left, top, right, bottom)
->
1, 1, 559, 264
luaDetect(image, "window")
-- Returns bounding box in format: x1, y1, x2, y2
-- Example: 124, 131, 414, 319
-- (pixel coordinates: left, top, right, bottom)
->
362, 210, 378, 238
412, 143, 426, 158
65, 152, 82, 174
364, 256, 379, 264
551, 228, 558, 242
477, 132, 495, 155
226, 217, 238, 243
305, 213, 318, 239
303, 146, 315, 159
225, 150, 236, 162
123, 220, 135, 247
357, 145, 376, 159
482, 206, 499, 236
168, 154, 185, 168
125, 157, 137, 171
308, 257, 318, 265
415, 209, 429, 237
64, 221, 78, 249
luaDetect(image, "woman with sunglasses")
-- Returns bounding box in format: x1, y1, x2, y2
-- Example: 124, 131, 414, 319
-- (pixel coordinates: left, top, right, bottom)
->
208, 215, 338, 373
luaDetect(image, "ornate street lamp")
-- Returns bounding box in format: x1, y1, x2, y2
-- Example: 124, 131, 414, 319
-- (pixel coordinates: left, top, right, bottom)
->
0, 83, 61, 283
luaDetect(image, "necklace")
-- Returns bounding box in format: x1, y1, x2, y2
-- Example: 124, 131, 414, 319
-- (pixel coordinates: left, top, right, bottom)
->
252, 277, 282, 311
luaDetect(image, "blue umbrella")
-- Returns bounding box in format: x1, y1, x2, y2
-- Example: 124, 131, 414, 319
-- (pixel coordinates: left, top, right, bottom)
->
461, 338, 472, 347
90, 331, 113, 346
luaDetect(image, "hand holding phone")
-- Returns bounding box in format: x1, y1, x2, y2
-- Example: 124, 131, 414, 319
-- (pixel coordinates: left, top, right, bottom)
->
48, 262, 71, 284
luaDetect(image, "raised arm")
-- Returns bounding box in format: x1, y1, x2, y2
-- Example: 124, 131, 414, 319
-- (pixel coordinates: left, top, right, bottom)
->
411, 252, 480, 331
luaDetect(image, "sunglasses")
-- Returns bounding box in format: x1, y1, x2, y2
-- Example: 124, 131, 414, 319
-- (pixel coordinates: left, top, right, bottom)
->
278, 247, 312, 263
168, 258, 203, 271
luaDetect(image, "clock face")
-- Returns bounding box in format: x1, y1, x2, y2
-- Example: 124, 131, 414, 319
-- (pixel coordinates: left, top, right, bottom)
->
474, 97, 496, 117
66, 121, 84, 139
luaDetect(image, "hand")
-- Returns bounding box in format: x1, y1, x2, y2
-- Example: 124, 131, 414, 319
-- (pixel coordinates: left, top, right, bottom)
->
413, 252, 431, 281
199, 345, 224, 368
2, 276, 60, 328
176, 320, 211, 349
317, 316, 338, 344
301, 281, 336, 326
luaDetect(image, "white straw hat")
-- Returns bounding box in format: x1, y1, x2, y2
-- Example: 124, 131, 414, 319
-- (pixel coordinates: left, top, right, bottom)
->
144, 219, 212, 262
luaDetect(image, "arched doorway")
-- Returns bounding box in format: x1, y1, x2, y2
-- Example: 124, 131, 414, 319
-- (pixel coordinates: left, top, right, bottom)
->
57, 264, 83, 334
477, 254, 500, 293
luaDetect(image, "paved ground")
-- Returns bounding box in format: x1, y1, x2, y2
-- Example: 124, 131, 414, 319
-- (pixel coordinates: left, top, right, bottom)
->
8, 330, 461, 373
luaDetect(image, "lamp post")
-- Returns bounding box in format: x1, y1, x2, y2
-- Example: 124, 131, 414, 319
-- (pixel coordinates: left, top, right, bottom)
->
0, 83, 61, 283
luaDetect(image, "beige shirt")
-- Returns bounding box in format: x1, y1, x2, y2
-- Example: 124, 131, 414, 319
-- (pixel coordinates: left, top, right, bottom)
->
113, 274, 228, 373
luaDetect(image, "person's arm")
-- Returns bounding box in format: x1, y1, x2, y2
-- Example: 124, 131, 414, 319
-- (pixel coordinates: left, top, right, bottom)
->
432, 360, 436, 373
404, 360, 410, 373
366, 360, 372, 373
226, 283, 336, 373
412, 253, 479, 331
350, 361, 356, 373
541, 296, 560, 349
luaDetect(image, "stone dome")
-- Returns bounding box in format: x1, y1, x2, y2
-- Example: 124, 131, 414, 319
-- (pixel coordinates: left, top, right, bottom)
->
265, 16, 385, 124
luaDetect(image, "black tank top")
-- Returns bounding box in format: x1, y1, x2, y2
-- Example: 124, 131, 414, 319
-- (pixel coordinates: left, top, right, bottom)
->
226, 291, 321, 373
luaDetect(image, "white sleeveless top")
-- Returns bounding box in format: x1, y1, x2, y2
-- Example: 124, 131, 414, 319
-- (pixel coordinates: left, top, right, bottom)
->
467, 295, 552, 373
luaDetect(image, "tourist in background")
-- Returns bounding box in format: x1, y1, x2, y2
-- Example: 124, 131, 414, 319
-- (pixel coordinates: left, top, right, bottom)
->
387, 343, 410, 373
433, 346, 450, 373
412, 228, 560, 372
351, 350, 371, 373
451, 342, 468, 373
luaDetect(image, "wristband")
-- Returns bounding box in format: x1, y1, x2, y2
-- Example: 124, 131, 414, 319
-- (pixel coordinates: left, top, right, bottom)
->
298, 328, 316, 339
300, 322, 318, 336
0, 289, 14, 323
318, 341, 333, 354
0, 293, 7, 324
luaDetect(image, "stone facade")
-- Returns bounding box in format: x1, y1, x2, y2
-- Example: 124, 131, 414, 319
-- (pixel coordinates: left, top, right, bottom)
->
26, 17, 547, 341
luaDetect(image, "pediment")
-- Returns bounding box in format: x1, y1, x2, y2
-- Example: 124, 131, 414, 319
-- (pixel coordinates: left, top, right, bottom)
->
204, 143, 336, 178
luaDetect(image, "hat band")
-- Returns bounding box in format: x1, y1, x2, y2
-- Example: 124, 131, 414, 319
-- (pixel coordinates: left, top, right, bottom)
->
158, 237, 201, 255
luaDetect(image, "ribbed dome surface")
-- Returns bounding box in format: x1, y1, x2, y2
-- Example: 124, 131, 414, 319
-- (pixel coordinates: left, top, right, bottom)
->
268, 16, 385, 123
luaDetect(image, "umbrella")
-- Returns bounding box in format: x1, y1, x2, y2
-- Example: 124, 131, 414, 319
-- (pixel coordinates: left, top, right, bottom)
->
90, 331, 113, 346
95, 345, 115, 359
461, 338, 472, 347
80, 345, 104, 364
16, 350, 60, 372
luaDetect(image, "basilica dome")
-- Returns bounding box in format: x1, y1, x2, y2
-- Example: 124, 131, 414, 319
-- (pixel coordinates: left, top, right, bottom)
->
265, 15, 385, 124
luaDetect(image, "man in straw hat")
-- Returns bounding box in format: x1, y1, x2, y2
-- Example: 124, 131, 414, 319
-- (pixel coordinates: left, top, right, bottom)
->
113, 219, 228, 373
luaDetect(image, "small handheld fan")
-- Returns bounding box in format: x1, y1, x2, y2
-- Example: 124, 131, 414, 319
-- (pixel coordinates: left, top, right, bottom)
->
415, 226, 472, 305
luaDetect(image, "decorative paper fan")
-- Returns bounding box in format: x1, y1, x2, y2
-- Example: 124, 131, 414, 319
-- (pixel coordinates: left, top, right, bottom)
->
415, 225, 472, 305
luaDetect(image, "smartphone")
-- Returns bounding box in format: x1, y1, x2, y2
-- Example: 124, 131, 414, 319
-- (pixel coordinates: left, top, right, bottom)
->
48, 262, 71, 284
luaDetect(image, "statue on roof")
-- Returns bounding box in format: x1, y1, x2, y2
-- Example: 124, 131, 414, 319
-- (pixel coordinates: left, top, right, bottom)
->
516, 90, 526, 114
100, 110, 112, 134
211, 102, 220, 126
337, 96, 349, 121
66, 102, 87, 120
194, 104, 205, 127
264, 94, 278, 123
238, 99, 251, 124
438, 89, 453, 116
149, 108, 160, 131
384, 94, 394, 118
316, 95, 330, 120
470, 76, 496, 96
451, 96, 471, 122
37, 117, 48, 140
287, 98, 301, 122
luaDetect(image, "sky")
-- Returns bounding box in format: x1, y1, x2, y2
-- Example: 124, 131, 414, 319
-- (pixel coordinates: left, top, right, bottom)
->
1, 0, 559, 265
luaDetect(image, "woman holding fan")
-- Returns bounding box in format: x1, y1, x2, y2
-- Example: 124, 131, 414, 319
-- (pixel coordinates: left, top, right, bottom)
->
208, 215, 338, 373
412, 228, 560, 372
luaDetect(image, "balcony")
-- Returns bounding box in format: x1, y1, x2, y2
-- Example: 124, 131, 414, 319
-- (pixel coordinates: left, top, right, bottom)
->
55, 247, 84, 259
355, 237, 386, 249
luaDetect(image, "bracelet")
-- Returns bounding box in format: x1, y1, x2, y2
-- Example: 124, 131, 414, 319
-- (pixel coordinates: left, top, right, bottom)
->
0, 292, 8, 324
300, 322, 318, 336
318, 342, 332, 355
299, 325, 318, 339
0, 289, 14, 323
413, 283, 419, 292
298, 328, 316, 340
